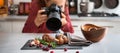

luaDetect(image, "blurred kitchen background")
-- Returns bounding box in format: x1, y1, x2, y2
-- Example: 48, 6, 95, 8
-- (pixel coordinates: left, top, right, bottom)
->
0, 0, 120, 16
0, 0, 120, 33
70, 0, 120, 16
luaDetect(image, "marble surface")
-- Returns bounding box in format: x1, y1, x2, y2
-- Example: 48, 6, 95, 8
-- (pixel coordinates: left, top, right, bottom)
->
0, 26, 120, 53
0, 15, 120, 53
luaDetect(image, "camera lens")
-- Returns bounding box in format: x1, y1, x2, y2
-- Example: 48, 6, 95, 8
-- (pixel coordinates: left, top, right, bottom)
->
46, 17, 62, 31
45, 3, 62, 31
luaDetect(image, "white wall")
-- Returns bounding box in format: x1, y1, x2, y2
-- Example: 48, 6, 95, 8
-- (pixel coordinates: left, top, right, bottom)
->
13, 0, 31, 4
78, 0, 120, 16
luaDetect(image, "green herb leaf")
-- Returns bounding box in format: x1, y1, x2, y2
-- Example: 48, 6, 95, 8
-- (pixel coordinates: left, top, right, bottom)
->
35, 38, 57, 48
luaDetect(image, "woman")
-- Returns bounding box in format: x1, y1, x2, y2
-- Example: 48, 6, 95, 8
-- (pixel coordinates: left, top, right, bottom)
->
22, 0, 74, 33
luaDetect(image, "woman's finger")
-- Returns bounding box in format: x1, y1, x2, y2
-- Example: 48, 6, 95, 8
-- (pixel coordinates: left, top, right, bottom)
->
41, 14, 47, 17
38, 10, 45, 14
61, 13, 66, 18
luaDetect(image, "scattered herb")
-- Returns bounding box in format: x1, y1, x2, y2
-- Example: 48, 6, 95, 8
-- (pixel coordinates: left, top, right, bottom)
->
35, 38, 57, 48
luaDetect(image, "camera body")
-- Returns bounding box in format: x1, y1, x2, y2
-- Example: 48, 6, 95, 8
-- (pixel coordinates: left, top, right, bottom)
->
44, 4, 62, 31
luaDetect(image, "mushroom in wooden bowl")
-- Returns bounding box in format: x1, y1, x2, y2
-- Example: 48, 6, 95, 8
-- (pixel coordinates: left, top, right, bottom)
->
81, 24, 107, 43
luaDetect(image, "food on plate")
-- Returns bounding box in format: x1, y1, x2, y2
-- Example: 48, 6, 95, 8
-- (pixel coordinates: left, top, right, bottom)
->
28, 37, 57, 49
29, 39, 40, 47
42, 47, 50, 51
29, 41, 35, 47
62, 35, 68, 44
28, 33, 69, 51
37, 43, 43, 48
42, 34, 68, 45
55, 34, 68, 44
56, 35, 64, 45
30, 41, 36, 45
42, 34, 55, 42
34, 38, 40, 45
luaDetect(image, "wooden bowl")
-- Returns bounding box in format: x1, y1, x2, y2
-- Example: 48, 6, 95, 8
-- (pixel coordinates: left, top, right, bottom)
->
81, 24, 106, 43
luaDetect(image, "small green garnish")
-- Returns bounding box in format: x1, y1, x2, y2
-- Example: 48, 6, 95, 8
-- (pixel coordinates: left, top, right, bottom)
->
35, 38, 57, 48
50, 42, 57, 48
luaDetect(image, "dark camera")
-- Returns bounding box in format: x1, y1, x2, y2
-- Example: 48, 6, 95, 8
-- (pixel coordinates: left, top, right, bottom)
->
44, 4, 62, 31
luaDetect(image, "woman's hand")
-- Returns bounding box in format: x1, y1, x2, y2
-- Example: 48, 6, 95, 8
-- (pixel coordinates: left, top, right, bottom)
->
34, 10, 67, 27
34, 10, 48, 27
61, 13, 67, 26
